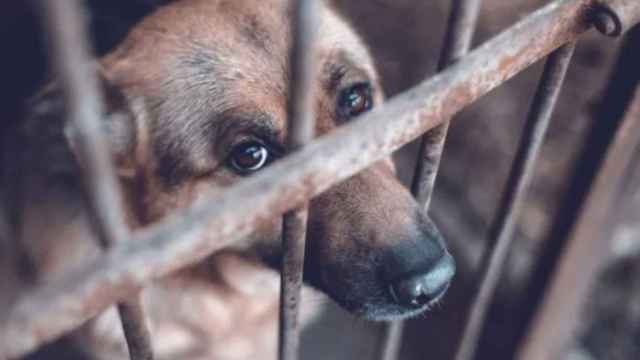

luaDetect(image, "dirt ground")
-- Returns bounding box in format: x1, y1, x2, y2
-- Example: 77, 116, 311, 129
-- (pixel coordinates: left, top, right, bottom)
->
1, 0, 639, 359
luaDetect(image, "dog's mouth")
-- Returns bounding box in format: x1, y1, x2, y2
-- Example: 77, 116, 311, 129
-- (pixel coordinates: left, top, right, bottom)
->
332, 283, 451, 321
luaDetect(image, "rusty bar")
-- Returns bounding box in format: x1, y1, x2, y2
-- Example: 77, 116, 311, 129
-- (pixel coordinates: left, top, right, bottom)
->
37, 1, 153, 359
0, 0, 602, 356
453, 42, 576, 360
279, 209, 311, 360
278, 1, 318, 360
381, 1, 483, 358
516, 26, 640, 360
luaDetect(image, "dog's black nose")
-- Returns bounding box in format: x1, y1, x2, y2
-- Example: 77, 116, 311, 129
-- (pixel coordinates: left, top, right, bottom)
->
389, 254, 455, 308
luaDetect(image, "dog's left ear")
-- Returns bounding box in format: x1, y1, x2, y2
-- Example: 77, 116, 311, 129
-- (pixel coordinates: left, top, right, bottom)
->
62, 70, 141, 178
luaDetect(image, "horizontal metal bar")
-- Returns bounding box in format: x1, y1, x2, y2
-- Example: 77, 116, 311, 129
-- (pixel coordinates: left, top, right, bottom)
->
38, 0, 153, 359
380, 0, 483, 358
0, 0, 606, 356
517, 26, 640, 360
278, 1, 318, 360
453, 41, 576, 360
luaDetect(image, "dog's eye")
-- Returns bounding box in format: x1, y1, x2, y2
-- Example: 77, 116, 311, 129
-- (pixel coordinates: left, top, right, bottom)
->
229, 141, 270, 174
338, 82, 373, 119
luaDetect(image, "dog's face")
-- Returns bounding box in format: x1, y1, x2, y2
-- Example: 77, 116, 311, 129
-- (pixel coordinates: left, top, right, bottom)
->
70, 0, 455, 320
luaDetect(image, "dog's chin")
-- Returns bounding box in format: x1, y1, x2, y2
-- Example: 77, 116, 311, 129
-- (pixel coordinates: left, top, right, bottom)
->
349, 298, 442, 321
325, 285, 449, 322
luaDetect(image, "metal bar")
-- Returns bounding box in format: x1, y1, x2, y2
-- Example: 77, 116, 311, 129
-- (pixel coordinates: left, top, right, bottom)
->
278, 1, 318, 360
279, 209, 310, 360
380, 1, 482, 358
518, 75, 640, 360
501, 22, 640, 358
516, 25, 640, 360
411, 0, 482, 210
0, 0, 605, 356
38, 1, 153, 359
378, 318, 404, 360
453, 42, 576, 360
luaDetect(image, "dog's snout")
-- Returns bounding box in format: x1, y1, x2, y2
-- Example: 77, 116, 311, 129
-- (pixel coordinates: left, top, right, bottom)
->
389, 253, 455, 308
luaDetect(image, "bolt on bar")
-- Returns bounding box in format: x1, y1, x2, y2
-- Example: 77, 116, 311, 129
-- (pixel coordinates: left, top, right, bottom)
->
593, 0, 640, 36
379, 0, 482, 358
278, 1, 319, 360
453, 41, 576, 360
0, 0, 598, 356
517, 23, 640, 360
38, 1, 153, 359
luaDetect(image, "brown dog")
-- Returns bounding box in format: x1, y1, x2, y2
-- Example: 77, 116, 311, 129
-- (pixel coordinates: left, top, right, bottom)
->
3, 0, 455, 358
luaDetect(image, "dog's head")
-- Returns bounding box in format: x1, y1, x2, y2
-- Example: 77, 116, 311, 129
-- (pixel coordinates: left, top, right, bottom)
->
43, 0, 454, 320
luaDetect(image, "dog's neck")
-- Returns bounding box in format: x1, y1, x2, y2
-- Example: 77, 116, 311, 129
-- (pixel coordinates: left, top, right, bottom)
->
79, 252, 284, 359
10, 177, 319, 359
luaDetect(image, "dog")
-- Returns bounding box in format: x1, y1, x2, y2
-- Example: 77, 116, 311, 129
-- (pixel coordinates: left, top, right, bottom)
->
2, 0, 455, 358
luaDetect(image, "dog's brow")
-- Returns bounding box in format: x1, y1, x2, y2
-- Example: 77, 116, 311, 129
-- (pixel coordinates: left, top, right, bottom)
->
215, 111, 284, 147
323, 52, 371, 92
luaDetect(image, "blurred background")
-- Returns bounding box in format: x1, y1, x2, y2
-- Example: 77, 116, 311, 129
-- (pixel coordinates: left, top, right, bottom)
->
1, 0, 639, 359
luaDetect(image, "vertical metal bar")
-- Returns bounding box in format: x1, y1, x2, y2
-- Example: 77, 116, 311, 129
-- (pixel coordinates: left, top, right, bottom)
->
499, 24, 640, 359
453, 42, 576, 360
278, 1, 318, 360
39, 1, 153, 359
379, 1, 482, 359
518, 76, 640, 360
410, 0, 482, 209
377, 317, 404, 360
517, 28, 640, 360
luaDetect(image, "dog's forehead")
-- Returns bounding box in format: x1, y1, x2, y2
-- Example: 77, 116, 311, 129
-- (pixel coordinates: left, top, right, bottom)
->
106, 0, 375, 112
102, 0, 376, 181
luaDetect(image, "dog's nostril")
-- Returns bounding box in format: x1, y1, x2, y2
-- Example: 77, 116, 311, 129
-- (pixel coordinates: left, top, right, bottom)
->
389, 254, 455, 308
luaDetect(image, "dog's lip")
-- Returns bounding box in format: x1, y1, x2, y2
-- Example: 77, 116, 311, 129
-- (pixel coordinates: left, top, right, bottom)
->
347, 281, 451, 321
392, 290, 447, 319
389, 278, 449, 309
426, 281, 450, 307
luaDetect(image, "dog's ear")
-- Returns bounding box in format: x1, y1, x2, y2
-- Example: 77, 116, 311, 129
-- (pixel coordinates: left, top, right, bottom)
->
33, 70, 142, 178
91, 71, 140, 177
56, 71, 140, 177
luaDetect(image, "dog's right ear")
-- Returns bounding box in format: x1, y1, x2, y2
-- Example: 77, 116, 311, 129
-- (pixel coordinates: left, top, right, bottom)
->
29, 70, 142, 178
